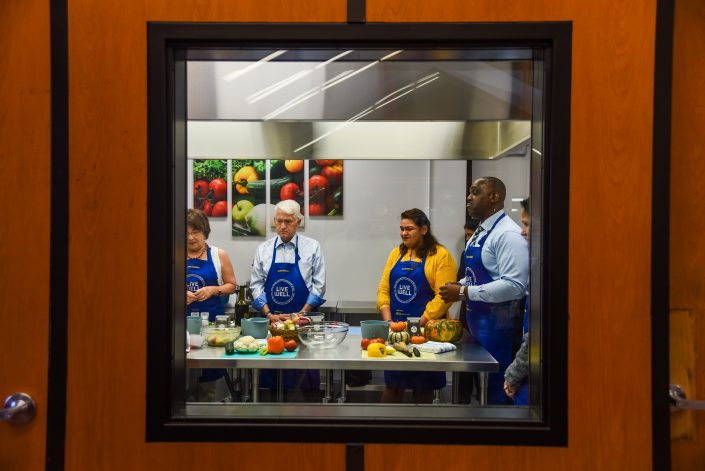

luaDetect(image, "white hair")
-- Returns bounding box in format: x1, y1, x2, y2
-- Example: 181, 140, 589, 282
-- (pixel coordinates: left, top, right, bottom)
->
274, 199, 303, 221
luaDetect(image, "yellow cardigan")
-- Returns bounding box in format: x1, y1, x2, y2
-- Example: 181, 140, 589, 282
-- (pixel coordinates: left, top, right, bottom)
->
377, 245, 457, 321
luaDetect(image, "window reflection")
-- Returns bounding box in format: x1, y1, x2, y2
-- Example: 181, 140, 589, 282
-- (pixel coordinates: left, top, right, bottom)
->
181, 48, 540, 419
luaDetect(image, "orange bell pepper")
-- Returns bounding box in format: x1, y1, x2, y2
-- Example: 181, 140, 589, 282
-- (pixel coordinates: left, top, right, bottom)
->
267, 335, 285, 355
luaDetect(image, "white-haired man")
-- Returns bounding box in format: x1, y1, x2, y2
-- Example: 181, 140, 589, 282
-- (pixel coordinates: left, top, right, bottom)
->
250, 200, 326, 401
250, 199, 326, 320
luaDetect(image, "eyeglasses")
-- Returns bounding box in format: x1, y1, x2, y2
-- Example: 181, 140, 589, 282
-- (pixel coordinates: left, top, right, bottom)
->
274, 218, 296, 226
187, 230, 203, 237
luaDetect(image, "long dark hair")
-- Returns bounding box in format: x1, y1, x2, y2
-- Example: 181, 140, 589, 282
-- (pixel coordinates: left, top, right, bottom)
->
398, 208, 441, 258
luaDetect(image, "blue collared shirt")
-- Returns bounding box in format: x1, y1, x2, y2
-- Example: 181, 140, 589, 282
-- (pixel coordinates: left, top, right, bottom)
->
459, 210, 529, 303
250, 233, 326, 310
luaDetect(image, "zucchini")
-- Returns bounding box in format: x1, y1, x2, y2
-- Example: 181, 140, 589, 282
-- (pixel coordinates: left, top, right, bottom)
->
245, 175, 293, 200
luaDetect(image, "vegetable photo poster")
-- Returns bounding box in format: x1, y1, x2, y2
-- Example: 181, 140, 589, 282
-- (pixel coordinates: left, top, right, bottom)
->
309, 160, 343, 217
269, 160, 305, 215
232, 159, 269, 237
192, 159, 228, 218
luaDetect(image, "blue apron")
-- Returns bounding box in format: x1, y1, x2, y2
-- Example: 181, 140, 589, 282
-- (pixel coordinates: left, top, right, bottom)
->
384, 253, 446, 390
261, 236, 318, 393
187, 245, 225, 322
186, 245, 224, 382
514, 297, 529, 405
465, 213, 522, 404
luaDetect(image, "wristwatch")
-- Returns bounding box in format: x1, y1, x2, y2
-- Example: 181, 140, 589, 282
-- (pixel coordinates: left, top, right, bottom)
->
457, 286, 467, 301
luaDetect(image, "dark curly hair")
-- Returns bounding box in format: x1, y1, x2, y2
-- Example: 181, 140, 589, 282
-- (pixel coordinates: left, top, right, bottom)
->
398, 208, 441, 259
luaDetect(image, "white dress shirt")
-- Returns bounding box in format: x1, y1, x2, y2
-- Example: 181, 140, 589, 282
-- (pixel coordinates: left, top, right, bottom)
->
459, 210, 529, 303
250, 233, 326, 310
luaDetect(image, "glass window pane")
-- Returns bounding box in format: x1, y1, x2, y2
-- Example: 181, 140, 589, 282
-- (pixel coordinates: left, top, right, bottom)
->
179, 47, 542, 422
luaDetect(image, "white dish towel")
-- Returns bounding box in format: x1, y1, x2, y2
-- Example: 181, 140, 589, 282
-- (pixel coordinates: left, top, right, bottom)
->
415, 341, 457, 354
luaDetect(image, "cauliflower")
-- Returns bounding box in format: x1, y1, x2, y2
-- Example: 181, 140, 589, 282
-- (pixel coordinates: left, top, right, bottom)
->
233, 335, 260, 353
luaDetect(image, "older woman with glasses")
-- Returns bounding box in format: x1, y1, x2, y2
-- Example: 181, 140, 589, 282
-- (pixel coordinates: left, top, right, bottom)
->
186, 208, 237, 320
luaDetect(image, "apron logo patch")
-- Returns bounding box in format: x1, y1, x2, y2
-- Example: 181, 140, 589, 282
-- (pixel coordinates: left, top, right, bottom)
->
186, 274, 206, 292
393, 277, 417, 304
270, 279, 296, 305
465, 267, 478, 286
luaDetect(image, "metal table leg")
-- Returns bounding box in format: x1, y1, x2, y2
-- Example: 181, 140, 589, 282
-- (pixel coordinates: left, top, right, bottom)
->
337, 370, 347, 403
241, 369, 251, 403
452, 372, 460, 404
277, 370, 284, 402
223, 369, 237, 402
252, 368, 260, 403
479, 372, 488, 406
324, 370, 333, 403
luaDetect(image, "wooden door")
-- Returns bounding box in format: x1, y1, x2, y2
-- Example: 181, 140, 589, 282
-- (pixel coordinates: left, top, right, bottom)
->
0, 0, 676, 470
0, 1, 51, 469
670, 0, 705, 468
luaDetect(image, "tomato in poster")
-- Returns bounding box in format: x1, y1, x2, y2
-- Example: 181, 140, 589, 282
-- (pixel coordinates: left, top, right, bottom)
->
309, 202, 325, 216
321, 164, 343, 187
284, 160, 304, 173
194, 179, 209, 198
315, 159, 337, 166
309, 175, 329, 195
208, 178, 227, 200
201, 200, 213, 216
280, 182, 300, 201
211, 200, 228, 217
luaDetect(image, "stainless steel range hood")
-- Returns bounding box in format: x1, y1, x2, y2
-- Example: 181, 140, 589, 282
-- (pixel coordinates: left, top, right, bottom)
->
187, 57, 532, 160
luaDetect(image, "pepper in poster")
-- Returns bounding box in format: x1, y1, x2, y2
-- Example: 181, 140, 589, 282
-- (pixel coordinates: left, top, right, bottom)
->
231, 159, 270, 237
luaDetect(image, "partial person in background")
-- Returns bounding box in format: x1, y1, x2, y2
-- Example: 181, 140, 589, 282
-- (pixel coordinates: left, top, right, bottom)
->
377, 209, 457, 403
440, 177, 529, 404
456, 218, 480, 404
504, 197, 530, 404
186, 209, 237, 400
250, 199, 326, 401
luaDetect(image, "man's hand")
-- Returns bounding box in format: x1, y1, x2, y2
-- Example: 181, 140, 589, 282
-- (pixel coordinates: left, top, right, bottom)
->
503, 381, 517, 398
439, 282, 462, 302
267, 313, 290, 323
186, 291, 197, 305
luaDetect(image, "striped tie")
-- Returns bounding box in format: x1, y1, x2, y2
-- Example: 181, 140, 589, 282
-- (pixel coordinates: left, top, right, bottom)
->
467, 226, 485, 247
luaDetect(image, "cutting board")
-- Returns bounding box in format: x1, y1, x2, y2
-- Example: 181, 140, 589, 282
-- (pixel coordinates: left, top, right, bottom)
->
223, 348, 299, 359
360, 350, 436, 360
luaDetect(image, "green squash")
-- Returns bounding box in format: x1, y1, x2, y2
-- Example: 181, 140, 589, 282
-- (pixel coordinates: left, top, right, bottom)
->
424, 319, 463, 342
388, 331, 410, 344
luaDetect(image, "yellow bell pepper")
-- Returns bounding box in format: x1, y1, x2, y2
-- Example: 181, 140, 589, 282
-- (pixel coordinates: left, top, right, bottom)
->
367, 342, 387, 357
234, 166, 259, 194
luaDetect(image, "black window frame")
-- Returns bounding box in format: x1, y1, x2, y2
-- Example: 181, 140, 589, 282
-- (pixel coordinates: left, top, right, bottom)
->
146, 22, 571, 446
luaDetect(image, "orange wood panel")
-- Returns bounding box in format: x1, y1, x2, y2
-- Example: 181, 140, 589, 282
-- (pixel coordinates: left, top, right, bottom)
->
65, 1, 346, 470
670, 0, 705, 468
366, 1, 656, 470
0, 1, 51, 469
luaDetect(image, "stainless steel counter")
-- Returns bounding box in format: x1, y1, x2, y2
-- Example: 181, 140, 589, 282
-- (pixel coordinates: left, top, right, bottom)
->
187, 327, 498, 404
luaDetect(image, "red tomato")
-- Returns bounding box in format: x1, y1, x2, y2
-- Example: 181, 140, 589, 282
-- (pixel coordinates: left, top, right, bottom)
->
284, 340, 297, 352
194, 179, 209, 198
315, 159, 337, 166
208, 178, 227, 201
211, 200, 227, 217
370, 337, 386, 345
360, 338, 371, 350
201, 200, 213, 216
322, 164, 343, 187
309, 175, 329, 196
279, 182, 300, 201
309, 202, 325, 216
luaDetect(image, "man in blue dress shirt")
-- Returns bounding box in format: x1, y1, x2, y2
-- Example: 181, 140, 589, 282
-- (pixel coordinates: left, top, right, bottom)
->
440, 176, 529, 404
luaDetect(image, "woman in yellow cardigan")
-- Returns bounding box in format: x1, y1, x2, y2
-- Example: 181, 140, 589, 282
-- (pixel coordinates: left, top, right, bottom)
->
377, 208, 457, 403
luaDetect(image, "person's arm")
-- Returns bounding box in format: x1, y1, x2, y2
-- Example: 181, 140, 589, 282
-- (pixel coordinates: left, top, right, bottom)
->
249, 245, 268, 312
304, 240, 326, 309
466, 230, 528, 303
504, 332, 529, 396
376, 249, 397, 321
421, 249, 458, 325
217, 248, 237, 296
